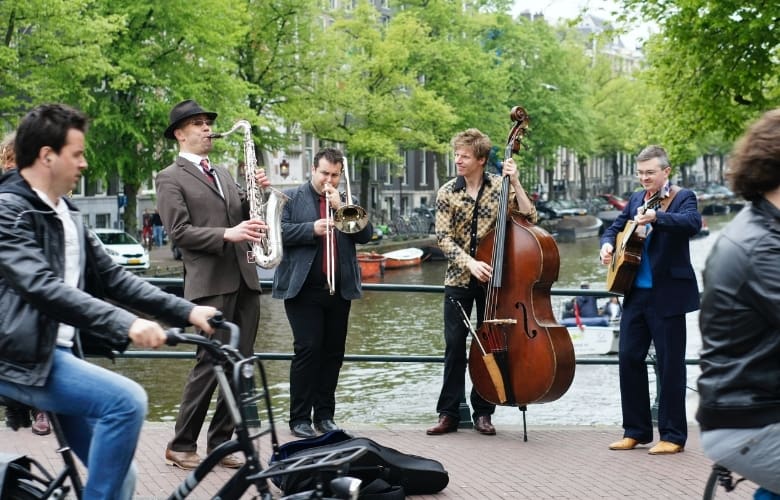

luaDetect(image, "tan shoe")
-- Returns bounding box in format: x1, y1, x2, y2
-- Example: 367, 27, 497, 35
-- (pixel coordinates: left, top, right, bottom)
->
648, 441, 684, 455
164, 449, 202, 470
216, 452, 245, 468
608, 437, 641, 450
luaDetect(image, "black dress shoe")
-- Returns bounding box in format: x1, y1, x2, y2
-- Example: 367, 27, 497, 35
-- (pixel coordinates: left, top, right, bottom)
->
291, 422, 317, 439
314, 419, 340, 433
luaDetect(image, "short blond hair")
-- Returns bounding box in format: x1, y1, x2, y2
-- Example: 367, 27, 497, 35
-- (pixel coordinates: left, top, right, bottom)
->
1, 131, 15, 171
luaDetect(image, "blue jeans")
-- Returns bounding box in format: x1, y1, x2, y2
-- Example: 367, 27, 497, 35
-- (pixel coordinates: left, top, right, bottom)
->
0, 348, 146, 499
153, 225, 164, 247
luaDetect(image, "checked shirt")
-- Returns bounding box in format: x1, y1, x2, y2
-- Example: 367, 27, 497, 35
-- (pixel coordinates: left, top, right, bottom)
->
435, 172, 538, 288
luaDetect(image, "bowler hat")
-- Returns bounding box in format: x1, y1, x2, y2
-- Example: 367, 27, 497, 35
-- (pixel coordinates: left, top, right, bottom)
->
164, 100, 218, 139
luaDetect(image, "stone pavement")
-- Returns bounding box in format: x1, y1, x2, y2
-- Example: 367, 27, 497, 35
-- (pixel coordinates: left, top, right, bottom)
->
0, 422, 755, 499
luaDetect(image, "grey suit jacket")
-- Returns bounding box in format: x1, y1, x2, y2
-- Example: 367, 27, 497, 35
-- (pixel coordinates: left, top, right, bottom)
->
273, 182, 373, 300
155, 156, 260, 301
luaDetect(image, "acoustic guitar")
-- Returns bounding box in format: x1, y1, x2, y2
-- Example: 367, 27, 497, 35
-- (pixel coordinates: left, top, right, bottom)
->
605, 191, 663, 295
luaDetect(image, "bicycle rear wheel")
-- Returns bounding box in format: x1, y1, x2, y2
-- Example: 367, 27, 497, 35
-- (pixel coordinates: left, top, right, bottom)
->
703, 464, 756, 499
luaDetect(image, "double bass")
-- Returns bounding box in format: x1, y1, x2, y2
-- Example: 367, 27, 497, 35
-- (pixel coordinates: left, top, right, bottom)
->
467, 106, 575, 408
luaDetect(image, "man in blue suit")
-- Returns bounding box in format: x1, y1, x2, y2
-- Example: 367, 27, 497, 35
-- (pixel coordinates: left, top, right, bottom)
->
273, 147, 373, 438
599, 145, 701, 455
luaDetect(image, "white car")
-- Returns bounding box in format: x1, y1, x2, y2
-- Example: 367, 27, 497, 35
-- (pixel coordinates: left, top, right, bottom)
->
91, 229, 150, 271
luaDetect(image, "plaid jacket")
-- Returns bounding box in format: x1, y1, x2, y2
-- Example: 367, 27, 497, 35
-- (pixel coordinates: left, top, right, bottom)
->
435, 172, 537, 288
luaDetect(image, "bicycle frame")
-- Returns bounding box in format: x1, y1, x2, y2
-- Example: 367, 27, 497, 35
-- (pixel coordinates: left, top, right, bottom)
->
0, 411, 83, 499
3, 318, 365, 500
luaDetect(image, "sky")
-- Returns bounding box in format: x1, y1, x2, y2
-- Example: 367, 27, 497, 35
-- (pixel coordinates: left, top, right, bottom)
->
511, 0, 654, 48
511, 0, 619, 21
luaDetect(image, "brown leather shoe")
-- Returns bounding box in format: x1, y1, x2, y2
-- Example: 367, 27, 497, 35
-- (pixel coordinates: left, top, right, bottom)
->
473, 415, 496, 435
648, 440, 684, 455
215, 452, 245, 468
31, 411, 51, 436
165, 449, 202, 470
609, 437, 649, 450
426, 415, 458, 435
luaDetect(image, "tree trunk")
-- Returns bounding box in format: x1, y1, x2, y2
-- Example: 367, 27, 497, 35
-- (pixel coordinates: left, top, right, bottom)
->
359, 157, 370, 209
123, 182, 139, 237
611, 153, 620, 194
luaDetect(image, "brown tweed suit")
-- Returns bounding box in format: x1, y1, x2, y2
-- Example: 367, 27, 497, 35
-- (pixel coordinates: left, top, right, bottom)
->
156, 155, 260, 453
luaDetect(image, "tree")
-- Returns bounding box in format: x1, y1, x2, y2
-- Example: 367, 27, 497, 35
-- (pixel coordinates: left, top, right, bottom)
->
83, 0, 254, 234
240, 0, 324, 155
394, 0, 512, 186
290, 2, 457, 208
621, 0, 780, 145
487, 18, 595, 193
0, 1, 120, 124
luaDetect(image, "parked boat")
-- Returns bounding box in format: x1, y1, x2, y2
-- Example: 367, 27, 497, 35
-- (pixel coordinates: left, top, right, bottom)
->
421, 245, 446, 262
357, 252, 386, 278
559, 315, 619, 355
567, 324, 619, 356
382, 247, 424, 269
555, 215, 603, 242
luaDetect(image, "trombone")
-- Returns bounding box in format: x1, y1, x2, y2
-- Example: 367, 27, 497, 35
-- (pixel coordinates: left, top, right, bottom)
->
325, 156, 369, 295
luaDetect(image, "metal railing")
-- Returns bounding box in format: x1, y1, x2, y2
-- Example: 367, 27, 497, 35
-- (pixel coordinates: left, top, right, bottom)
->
133, 278, 697, 426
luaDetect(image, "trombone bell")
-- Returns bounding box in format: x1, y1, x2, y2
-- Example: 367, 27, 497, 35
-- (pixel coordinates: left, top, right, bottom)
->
333, 205, 368, 234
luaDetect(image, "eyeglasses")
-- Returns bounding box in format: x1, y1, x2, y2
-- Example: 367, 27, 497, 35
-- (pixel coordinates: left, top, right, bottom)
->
635, 170, 660, 178
188, 119, 214, 127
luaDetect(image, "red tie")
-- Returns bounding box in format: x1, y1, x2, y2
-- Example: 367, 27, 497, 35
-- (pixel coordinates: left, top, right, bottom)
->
320, 195, 337, 277
200, 158, 216, 185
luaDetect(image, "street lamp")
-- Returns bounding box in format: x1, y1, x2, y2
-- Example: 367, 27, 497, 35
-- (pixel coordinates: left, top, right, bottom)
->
279, 158, 289, 179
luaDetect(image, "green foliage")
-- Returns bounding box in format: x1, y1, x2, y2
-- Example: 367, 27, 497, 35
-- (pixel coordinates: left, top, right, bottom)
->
292, 1, 457, 167
0, 1, 121, 121
622, 0, 780, 147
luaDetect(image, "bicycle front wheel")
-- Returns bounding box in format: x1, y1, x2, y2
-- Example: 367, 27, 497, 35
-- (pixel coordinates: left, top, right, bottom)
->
703, 464, 756, 500
2, 479, 48, 500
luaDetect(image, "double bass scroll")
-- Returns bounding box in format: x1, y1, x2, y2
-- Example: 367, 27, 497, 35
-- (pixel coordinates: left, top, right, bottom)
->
467, 106, 575, 407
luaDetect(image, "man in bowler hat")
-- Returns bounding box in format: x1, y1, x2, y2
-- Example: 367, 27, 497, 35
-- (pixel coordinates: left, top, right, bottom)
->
156, 100, 270, 469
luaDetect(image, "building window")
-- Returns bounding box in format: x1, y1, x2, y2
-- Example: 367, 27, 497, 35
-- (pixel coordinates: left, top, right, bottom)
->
95, 213, 111, 229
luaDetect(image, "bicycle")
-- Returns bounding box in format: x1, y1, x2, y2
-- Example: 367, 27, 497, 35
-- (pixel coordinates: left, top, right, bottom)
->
1, 315, 366, 499
702, 463, 779, 500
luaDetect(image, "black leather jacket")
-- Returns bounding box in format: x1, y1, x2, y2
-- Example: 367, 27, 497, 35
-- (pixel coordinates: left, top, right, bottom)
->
697, 198, 780, 430
0, 170, 194, 386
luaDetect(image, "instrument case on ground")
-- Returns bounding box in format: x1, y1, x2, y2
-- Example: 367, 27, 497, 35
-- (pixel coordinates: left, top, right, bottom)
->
271, 430, 449, 498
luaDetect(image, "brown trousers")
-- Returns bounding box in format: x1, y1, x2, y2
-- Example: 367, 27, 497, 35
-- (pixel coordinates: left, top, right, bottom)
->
167, 280, 260, 452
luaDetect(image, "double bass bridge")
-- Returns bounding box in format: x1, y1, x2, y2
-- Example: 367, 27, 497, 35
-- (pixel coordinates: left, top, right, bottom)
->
482, 319, 517, 325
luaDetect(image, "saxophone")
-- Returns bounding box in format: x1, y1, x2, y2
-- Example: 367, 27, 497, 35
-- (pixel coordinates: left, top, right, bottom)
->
209, 120, 289, 268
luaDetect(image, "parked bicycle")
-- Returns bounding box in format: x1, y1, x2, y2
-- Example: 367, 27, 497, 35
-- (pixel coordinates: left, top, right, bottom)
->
702, 463, 779, 500
0, 315, 365, 500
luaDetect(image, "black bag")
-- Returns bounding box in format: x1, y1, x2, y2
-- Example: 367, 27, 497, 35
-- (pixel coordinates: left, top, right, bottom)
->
271, 430, 449, 498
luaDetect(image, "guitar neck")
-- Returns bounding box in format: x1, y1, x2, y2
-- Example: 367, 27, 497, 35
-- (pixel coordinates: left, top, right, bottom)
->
639, 191, 662, 214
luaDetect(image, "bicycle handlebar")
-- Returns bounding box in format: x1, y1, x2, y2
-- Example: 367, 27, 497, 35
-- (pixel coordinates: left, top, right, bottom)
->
164, 312, 241, 351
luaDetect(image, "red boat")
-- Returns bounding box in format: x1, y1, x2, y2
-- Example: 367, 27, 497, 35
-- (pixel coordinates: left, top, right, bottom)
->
382, 248, 423, 270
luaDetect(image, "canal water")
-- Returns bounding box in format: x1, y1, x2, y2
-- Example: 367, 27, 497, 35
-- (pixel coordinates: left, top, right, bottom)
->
102, 213, 736, 428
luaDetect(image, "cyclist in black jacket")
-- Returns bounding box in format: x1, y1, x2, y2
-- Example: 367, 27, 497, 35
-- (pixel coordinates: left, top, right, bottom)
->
698, 108, 780, 496
0, 103, 216, 500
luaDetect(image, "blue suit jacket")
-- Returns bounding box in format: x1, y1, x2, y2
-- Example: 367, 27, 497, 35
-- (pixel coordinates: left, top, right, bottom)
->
272, 182, 373, 300
600, 188, 702, 317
